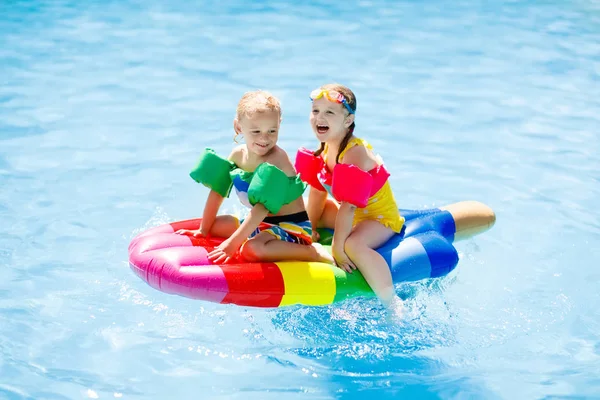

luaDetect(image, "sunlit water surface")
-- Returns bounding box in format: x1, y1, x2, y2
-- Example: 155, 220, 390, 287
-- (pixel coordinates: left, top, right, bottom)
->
1, 1, 599, 399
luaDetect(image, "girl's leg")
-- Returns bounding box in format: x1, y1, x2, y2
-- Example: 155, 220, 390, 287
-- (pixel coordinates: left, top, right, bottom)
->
240, 231, 334, 264
343, 220, 403, 313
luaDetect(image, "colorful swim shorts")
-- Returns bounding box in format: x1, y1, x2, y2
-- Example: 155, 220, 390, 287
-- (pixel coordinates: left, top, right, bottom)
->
246, 211, 313, 245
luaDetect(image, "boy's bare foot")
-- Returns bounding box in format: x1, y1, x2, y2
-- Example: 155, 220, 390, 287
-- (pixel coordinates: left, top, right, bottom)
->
312, 243, 335, 264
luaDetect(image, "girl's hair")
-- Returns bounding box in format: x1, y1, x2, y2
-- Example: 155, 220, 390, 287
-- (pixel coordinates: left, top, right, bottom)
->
312, 83, 357, 164
234, 90, 282, 142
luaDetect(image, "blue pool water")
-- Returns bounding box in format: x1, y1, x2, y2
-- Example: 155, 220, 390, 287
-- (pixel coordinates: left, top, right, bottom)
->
1, 0, 599, 398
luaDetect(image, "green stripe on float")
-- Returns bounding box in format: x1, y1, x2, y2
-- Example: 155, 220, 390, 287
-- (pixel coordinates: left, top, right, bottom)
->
332, 266, 375, 303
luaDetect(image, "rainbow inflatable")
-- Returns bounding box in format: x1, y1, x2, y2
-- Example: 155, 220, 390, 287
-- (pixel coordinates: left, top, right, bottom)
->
128, 201, 495, 308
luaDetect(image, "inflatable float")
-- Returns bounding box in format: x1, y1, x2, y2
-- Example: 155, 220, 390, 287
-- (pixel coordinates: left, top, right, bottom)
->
128, 201, 495, 308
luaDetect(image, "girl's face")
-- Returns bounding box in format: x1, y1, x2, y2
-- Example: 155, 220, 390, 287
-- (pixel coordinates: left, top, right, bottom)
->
310, 97, 354, 144
234, 110, 280, 157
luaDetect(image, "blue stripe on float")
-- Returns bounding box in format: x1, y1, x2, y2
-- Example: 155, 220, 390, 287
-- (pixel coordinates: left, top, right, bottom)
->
434, 210, 457, 241
389, 237, 432, 282
418, 232, 459, 278
403, 210, 457, 242
399, 207, 439, 222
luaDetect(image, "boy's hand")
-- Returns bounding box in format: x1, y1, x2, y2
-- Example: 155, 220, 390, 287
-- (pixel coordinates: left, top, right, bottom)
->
175, 228, 209, 238
207, 238, 239, 264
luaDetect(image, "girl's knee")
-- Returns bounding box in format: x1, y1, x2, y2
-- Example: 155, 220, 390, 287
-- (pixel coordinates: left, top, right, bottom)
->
344, 234, 365, 255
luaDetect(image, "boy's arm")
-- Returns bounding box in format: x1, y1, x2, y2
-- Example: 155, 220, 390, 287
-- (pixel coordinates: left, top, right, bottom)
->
208, 203, 269, 264
225, 203, 269, 249
270, 148, 298, 177
199, 190, 225, 235
223, 149, 293, 248
201, 148, 240, 233
178, 148, 238, 237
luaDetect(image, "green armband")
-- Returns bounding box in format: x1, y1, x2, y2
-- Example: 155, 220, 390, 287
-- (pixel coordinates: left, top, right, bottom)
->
283, 176, 306, 204
189, 148, 235, 198
247, 163, 307, 214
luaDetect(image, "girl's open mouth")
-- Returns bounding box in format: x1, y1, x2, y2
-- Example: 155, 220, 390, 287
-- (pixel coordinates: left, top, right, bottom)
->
317, 125, 329, 134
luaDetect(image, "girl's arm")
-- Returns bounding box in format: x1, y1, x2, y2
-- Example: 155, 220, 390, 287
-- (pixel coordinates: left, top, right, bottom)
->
331, 145, 375, 271
273, 147, 326, 239
331, 202, 357, 272
307, 186, 327, 233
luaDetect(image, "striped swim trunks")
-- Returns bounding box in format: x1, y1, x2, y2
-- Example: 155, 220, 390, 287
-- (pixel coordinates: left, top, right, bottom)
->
246, 211, 313, 245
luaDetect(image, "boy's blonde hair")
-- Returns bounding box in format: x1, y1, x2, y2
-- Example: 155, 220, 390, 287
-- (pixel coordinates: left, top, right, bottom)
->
236, 90, 282, 121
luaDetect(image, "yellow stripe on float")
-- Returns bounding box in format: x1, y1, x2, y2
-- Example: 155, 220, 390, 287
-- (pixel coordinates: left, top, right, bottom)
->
276, 261, 336, 306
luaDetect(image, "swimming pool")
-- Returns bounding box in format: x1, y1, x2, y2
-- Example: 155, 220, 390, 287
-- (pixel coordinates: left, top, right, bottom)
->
1, 0, 599, 398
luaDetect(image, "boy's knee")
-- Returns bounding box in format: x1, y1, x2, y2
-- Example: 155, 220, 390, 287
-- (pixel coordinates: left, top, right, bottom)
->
240, 238, 267, 262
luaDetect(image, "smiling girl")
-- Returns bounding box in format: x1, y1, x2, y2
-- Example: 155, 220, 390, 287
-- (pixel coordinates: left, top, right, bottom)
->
295, 83, 406, 317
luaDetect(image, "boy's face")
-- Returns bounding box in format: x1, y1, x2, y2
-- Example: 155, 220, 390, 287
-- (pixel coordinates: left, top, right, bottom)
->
235, 110, 280, 157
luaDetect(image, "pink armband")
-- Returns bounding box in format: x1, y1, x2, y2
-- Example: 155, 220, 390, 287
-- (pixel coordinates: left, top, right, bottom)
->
331, 164, 373, 208
294, 147, 326, 191
370, 164, 391, 195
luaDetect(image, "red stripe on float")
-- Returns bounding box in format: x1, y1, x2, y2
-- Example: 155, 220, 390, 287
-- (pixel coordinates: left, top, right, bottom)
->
220, 262, 284, 307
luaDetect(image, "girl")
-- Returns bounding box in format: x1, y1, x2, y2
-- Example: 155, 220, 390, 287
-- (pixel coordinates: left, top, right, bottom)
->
295, 83, 405, 316
177, 90, 333, 265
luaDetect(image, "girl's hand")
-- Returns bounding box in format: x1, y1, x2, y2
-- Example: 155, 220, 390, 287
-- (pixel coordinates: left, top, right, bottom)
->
311, 230, 321, 243
332, 244, 357, 273
207, 238, 239, 264
175, 228, 209, 238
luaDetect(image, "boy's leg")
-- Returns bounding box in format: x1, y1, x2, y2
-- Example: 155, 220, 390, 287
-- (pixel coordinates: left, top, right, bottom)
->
240, 231, 334, 264
209, 215, 240, 237
176, 215, 239, 237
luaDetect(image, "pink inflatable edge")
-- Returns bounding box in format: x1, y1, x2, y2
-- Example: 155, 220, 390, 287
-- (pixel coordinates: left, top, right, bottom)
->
128, 222, 229, 303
